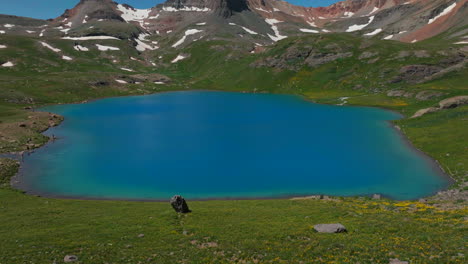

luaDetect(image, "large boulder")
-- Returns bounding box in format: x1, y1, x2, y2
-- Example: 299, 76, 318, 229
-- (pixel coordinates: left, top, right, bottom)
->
313, 223, 347, 233
170, 195, 191, 213
439, 96, 468, 109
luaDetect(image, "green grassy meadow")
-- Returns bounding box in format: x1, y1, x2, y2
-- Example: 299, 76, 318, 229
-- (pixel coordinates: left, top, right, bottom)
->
0, 188, 466, 264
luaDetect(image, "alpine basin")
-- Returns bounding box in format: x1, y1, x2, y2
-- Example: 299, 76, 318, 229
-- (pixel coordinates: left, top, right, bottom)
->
18, 91, 449, 200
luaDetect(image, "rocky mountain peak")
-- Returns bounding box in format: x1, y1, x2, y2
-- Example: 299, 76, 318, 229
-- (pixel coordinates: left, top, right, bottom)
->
161, 0, 250, 17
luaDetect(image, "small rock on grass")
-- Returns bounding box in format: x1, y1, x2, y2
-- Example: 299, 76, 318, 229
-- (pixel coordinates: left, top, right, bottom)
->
63, 255, 78, 263
313, 223, 347, 233
389, 258, 409, 264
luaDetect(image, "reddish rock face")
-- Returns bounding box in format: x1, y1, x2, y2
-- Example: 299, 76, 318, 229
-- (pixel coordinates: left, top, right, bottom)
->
51, 0, 466, 44
55, 0, 123, 24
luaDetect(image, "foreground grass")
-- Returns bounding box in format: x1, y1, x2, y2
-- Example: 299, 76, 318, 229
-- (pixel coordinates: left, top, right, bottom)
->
0, 189, 466, 264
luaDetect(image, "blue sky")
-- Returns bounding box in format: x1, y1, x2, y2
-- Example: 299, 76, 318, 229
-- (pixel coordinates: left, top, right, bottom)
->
0, 0, 342, 19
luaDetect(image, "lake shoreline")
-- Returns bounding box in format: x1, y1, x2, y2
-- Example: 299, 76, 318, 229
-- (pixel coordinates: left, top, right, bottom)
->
5, 90, 455, 202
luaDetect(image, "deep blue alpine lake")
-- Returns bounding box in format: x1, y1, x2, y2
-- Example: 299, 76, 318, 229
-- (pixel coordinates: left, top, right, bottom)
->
19, 91, 449, 200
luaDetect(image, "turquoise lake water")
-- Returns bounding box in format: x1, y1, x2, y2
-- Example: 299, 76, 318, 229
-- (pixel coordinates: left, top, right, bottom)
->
18, 91, 449, 200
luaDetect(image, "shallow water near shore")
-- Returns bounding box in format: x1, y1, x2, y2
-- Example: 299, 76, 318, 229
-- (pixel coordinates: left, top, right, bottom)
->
17, 91, 449, 200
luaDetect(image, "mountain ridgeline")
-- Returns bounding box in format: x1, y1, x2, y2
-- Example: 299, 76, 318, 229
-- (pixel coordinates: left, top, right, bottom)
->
2, 0, 463, 44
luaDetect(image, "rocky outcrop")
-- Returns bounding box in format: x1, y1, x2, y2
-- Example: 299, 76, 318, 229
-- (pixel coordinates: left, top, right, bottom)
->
251, 44, 353, 71
121, 73, 171, 84
390, 65, 443, 84
439, 96, 468, 109
170, 195, 191, 213
387, 90, 443, 100
358, 51, 378, 60
305, 52, 353, 68
313, 223, 347, 233
388, 90, 445, 101
57, 0, 124, 24
433, 182, 468, 203
413, 50, 430, 58
415, 91, 444, 101
390, 51, 466, 84
411, 95, 468, 118
387, 90, 413, 98
411, 107, 439, 118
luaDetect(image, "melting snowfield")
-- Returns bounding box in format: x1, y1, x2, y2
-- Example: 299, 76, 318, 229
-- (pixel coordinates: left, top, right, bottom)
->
346, 16, 375, 32
172, 29, 203, 48
96, 44, 120, 51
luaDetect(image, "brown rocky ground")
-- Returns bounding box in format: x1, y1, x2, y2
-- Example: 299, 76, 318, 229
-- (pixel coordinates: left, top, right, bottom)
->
0, 110, 63, 153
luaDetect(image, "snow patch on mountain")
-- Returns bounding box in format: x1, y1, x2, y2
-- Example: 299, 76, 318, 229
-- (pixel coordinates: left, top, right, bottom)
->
63, 36, 119, 40
62, 55, 73, 61
172, 29, 203, 48
171, 54, 187, 63
241, 26, 258, 35
364, 28, 382, 36
135, 39, 158, 51
117, 4, 152, 22
255, 7, 271, 13
300, 28, 319, 33
74, 45, 89, 51
0, 45, 6, 49
346, 16, 375, 32
265, 19, 287, 42
2, 61, 14, 67
163, 6, 210, 12
369, 7, 379, 15
96, 44, 120, 51
383, 34, 394, 40
428, 2, 457, 24
40, 42, 61, 53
